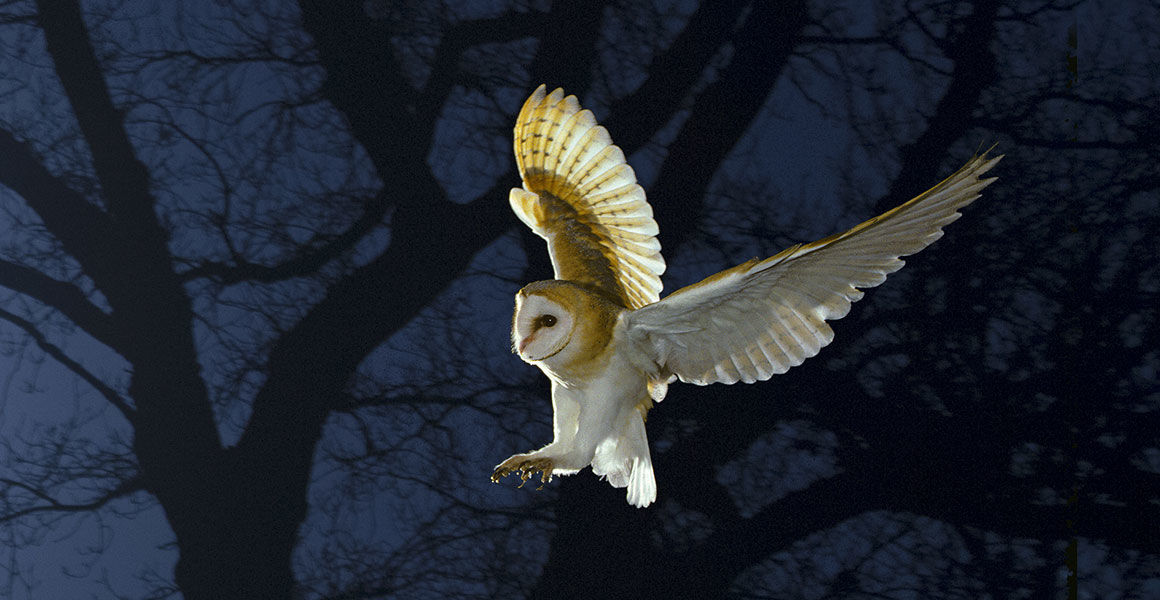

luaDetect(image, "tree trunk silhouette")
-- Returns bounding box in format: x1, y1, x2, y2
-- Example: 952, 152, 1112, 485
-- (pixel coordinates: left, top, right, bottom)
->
0, 1, 1153, 598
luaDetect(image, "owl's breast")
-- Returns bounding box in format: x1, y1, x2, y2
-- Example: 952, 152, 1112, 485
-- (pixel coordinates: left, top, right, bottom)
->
537, 339, 616, 389
544, 323, 651, 408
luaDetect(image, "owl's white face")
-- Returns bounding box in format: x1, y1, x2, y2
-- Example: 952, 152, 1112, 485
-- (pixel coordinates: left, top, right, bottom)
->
512, 293, 575, 363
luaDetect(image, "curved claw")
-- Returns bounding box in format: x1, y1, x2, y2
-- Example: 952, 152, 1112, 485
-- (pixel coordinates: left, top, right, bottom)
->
491, 456, 555, 490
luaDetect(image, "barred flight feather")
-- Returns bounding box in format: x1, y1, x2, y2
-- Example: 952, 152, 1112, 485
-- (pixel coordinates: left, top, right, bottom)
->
512, 85, 665, 309
626, 152, 1001, 387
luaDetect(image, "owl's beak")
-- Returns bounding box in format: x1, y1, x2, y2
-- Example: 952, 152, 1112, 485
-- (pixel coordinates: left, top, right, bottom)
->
517, 335, 532, 354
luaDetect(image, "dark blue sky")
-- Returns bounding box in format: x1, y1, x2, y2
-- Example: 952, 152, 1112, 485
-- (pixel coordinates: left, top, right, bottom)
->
0, 1, 1154, 598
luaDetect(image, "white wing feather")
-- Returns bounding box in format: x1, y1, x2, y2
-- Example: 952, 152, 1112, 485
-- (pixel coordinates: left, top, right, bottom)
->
625, 152, 1001, 386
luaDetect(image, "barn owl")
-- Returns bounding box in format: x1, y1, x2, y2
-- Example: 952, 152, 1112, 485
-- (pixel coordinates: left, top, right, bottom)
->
492, 85, 1000, 508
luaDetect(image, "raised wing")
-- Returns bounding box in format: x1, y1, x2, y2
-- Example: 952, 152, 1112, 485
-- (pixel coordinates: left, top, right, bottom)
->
510, 85, 665, 309
624, 152, 1001, 385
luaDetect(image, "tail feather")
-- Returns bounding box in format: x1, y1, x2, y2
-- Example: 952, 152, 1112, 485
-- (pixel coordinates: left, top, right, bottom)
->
625, 454, 656, 508
591, 415, 657, 507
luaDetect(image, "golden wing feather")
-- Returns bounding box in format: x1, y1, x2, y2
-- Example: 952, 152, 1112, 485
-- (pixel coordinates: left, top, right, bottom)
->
510, 85, 665, 309
625, 151, 1002, 385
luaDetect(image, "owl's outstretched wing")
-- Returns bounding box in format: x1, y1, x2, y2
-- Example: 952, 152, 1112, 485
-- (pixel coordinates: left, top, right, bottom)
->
624, 152, 1001, 385
510, 85, 665, 309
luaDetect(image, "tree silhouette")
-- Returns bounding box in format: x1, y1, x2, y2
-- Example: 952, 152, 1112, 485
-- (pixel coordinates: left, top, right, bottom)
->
0, 1, 1154, 599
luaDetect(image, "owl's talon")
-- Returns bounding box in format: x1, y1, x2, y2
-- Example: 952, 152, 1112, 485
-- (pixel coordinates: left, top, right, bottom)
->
492, 456, 555, 490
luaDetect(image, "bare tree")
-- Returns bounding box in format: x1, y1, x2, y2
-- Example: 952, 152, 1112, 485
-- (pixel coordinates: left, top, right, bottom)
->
0, 0, 1154, 599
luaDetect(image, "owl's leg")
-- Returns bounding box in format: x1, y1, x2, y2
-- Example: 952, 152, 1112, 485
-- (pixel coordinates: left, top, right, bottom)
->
491, 440, 596, 487
491, 453, 556, 488
491, 381, 590, 488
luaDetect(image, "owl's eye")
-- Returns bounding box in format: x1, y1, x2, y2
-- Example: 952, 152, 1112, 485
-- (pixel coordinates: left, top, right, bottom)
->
538, 314, 557, 328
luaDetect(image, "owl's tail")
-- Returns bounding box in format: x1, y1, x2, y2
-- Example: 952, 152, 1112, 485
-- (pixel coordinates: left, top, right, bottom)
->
592, 412, 657, 508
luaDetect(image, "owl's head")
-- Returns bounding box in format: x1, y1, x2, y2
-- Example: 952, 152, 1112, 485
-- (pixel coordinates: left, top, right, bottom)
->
512, 289, 576, 363
511, 280, 620, 367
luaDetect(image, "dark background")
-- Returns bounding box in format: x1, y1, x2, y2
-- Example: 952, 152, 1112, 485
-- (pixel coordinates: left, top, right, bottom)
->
0, 1, 1154, 598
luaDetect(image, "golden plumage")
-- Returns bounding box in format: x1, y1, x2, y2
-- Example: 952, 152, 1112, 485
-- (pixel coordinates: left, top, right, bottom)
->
493, 85, 1001, 507
509, 86, 665, 310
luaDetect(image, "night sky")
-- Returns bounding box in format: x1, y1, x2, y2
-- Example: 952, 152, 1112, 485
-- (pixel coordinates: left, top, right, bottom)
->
0, 1, 1155, 599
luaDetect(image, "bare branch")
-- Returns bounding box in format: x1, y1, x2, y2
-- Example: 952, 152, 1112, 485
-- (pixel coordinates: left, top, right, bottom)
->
178, 192, 388, 284
35, 0, 162, 234
0, 475, 143, 524
603, 0, 751, 154
0, 306, 134, 420
651, 0, 810, 252
878, 0, 1000, 212
0, 128, 118, 296
417, 9, 551, 126
0, 258, 119, 350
